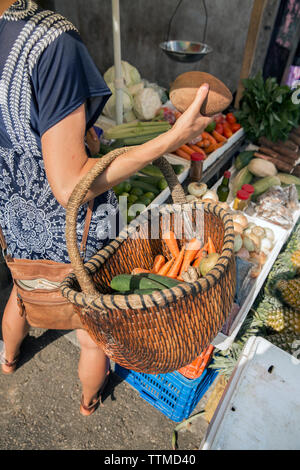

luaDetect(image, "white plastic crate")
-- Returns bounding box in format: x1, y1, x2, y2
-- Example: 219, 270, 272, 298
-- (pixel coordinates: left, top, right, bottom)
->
201, 336, 300, 450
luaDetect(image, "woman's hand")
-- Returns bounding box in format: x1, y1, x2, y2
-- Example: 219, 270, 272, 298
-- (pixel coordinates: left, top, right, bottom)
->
165, 84, 213, 153
86, 127, 101, 156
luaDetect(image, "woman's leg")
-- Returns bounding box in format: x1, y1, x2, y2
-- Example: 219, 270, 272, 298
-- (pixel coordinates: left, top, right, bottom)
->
1, 284, 30, 373
76, 328, 109, 414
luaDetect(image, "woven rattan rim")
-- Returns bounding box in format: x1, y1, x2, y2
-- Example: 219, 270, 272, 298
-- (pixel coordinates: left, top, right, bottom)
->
61, 200, 235, 311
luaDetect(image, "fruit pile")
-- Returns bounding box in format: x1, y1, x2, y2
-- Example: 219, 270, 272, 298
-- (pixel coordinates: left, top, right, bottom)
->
113, 163, 185, 223
173, 112, 242, 161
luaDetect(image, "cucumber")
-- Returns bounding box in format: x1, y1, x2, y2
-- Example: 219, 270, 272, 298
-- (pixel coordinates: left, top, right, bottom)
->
172, 164, 185, 175
140, 165, 163, 178
111, 274, 168, 292
234, 151, 255, 171
131, 175, 163, 186
128, 194, 138, 204
113, 183, 125, 196
110, 273, 184, 292
130, 187, 144, 197
142, 273, 184, 288
157, 178, 168, 191
129, 179, 160, 195
138, 195, 152, 206
143, 192, 156, 201
123, 182, 132, 193
277, 173, 300, 186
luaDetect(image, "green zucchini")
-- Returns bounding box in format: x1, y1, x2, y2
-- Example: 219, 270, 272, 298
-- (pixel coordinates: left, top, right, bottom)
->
252, 176, 281, 199
234, 151, 255, 171
131, 175, 163, 186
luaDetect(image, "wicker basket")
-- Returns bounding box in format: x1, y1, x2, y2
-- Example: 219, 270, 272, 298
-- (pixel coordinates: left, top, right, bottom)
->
60, 149, 236, 374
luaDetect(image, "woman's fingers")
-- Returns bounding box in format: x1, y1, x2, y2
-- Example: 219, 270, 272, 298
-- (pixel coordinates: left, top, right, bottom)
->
188, 83, 210, 115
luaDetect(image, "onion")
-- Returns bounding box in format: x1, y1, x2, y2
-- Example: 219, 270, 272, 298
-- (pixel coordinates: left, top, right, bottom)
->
233, 222, 244, 234
201, 190, 219, 202
236, 247, 250, 260
188, 182, 207, 198
243, 236, 255, 252
252, 226, 266, 239
186, 195, 198, 203
247, 232, 261, 252
260, 238, 273, 254
250, 251, 267, 265
232, 213, 248, 230
264, 227, 275, 242
234, 234, 243, 252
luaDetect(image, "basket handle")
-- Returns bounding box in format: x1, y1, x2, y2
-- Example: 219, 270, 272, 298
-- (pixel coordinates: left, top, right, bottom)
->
65, 147, 187, 295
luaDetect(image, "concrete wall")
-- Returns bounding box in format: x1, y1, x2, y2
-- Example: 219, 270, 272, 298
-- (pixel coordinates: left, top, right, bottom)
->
48, 0, 278, 93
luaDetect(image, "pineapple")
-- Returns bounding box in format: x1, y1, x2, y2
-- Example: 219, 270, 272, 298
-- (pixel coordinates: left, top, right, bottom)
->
266, 307, 300, 333
267, 332, 300, 355
291, 249, 300, 272
276, 278, 300, 311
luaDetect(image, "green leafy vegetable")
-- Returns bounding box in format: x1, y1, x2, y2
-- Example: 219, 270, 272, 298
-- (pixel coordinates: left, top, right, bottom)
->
236, 73, 300, 143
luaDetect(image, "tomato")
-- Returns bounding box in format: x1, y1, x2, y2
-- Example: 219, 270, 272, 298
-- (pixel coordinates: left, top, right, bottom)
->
230, 123, 242, 133
223, 127, 233, 138
226, 113, 237, 124
214, 114, 225, 124
215, 123, 224, 135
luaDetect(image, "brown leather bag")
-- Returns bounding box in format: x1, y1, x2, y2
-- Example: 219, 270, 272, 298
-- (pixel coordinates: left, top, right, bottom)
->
0, 200, 94, 330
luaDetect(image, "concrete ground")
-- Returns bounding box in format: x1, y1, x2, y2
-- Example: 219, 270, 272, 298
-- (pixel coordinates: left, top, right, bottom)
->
0, 270, 215, 451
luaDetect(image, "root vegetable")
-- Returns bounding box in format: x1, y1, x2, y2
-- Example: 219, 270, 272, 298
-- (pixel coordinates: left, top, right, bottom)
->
187, 182, 208, 198
199, 253, 220, 277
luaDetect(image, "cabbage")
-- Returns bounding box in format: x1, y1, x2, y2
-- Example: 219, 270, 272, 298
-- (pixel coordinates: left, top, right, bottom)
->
103, 82, 133, 121
104, 61, 141, 88
133, 88, 162, 121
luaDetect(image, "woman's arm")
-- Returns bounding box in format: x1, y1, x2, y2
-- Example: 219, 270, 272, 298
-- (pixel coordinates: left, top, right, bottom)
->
41, 84, 212, 208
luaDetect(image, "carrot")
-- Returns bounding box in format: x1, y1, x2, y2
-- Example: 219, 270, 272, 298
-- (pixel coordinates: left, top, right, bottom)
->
202, 131, 217, 145
188, 144, 207, 157
162, 231, 180, 258
167, 246, 185, 279
179, 144, 195, 156
197, 139, 210, 148
175, 149, 191, 160
179, 238, 202, 277
212, 130, 227, 143
131, 268, 151, 275
207, 236, 216, 254
157, 258, 174, 276
151, 255, 165, 274
205, 142, 218, 154
192, 243, 208, 267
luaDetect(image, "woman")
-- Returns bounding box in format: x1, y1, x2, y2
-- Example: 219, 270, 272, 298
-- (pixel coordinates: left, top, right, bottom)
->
0, 0, 212, 416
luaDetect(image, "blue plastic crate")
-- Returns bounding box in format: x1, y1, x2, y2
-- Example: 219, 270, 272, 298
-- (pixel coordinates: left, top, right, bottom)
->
115, 364, 219, 422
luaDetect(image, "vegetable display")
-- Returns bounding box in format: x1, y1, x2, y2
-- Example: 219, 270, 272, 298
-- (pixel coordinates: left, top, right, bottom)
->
172, 111, 242, 161
235, 73, 300, 143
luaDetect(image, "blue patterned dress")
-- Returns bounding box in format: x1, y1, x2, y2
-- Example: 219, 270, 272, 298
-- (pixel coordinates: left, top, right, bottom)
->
0, 0, 120, 263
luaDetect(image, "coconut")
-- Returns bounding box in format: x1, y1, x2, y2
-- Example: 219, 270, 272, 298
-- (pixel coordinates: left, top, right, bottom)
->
170, 71, 233, 116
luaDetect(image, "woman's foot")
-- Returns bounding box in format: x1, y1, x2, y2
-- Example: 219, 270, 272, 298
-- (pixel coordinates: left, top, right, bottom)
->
79, 370, 110, 417
1, 353, 19, 375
